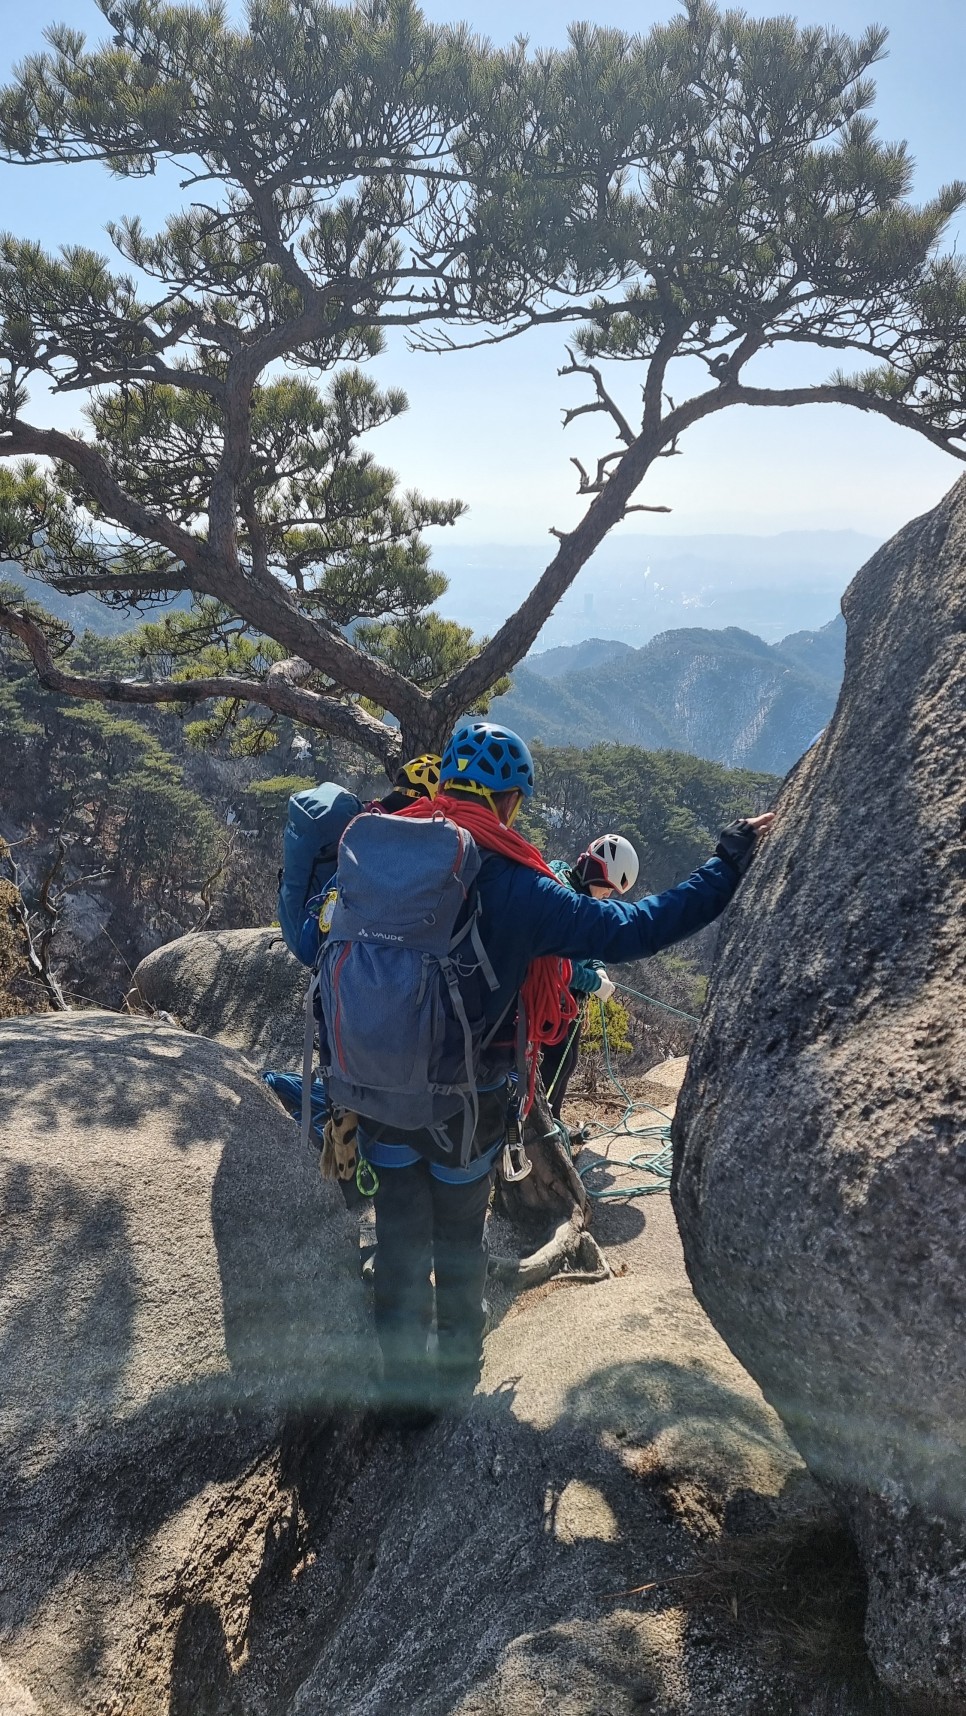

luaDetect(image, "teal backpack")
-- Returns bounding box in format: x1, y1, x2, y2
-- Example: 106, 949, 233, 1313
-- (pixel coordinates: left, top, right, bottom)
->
277, 782, 362, 965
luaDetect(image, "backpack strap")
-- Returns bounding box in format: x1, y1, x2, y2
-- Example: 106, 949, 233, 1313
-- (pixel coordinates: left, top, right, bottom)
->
450, 900, 500, 1164
439, 955, 481, 1166
468, 914, 499, 993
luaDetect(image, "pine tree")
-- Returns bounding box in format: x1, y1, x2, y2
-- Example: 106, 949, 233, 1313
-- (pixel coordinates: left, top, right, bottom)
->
0, 0, 963, 769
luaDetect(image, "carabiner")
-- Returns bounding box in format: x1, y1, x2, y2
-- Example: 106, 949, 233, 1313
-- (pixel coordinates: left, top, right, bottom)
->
355, 1157, 380, 1198
501, 1140, 532, 1183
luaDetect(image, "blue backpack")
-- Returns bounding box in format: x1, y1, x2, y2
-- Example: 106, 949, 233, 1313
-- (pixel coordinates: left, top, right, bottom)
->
311, 812, 500, 1163
277, 782, 363, 964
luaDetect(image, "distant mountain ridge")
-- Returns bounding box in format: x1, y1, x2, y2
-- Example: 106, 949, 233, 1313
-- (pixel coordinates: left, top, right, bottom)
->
2, 562, 192, 635
438, 528, 876, 647
496, 615, 845, 774
5, 559, 843, 775
526, 637, 635, 679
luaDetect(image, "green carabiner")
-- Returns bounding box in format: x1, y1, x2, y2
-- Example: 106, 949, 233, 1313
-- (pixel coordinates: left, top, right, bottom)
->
355, 1157, 380, 1198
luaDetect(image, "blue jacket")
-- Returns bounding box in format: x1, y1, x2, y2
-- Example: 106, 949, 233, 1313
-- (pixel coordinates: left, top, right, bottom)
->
317, 841, 738, 1158
548, 857, 602, 994
303, 846, 737, 1038
357, 848, 739, 1155
474, 850, 737, 1046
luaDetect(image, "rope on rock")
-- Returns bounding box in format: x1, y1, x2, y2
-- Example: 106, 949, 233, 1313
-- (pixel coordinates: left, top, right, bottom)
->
561, 979, 701, 1200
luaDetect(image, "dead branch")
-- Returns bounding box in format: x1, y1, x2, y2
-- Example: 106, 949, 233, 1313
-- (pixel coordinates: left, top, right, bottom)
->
560, 350, 637, 446
570, 452, 672, 514
0, 601, 402, 767
1, 843, 69, 1011
197, 828, 238, 929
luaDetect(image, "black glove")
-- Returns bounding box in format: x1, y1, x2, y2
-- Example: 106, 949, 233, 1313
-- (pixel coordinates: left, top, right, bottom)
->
715, 818, 758, 878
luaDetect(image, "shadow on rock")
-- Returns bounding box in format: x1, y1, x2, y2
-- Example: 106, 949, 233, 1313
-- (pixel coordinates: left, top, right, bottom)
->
672, 477, 966, 1707
0, 1010, 375, 1712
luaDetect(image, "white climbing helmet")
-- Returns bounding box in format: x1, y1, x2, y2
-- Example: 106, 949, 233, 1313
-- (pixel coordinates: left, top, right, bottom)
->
574, 834, 640, 895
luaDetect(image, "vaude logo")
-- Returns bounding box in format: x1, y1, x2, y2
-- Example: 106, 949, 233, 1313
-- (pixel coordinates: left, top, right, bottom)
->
358, 927, 404, 943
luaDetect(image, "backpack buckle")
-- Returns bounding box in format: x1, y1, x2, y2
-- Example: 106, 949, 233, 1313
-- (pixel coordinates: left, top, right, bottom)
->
501, 1140, 532, 1183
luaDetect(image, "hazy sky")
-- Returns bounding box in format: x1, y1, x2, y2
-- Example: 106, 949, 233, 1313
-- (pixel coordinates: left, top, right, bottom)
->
1, 0, 964, 550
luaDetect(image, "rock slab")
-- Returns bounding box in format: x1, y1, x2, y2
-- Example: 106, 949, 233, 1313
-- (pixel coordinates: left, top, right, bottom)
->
672, 477, 966, 1708
0, 1010, 373, 1713
289, 1191, 808, 1716
132, 925, 308, 1070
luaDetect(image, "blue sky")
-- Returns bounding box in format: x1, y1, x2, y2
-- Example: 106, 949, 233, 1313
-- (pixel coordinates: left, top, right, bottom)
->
1, 0, 964, 553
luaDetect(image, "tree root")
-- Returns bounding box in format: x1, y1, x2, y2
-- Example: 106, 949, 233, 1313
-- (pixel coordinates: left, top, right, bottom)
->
495, 1084, 589, 1226
490, 1080, 614, 1287
489, 1216, 611, 1288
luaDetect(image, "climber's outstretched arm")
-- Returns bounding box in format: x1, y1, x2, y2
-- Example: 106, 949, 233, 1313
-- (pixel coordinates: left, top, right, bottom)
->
525, 814, 775, 965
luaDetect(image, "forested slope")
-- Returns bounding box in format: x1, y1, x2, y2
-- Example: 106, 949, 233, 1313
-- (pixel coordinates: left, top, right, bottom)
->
1, 612, 777, 1018
494, 617, 844, 773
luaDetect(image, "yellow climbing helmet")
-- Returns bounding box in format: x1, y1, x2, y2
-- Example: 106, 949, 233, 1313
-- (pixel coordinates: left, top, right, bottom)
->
394, 753, 442, 800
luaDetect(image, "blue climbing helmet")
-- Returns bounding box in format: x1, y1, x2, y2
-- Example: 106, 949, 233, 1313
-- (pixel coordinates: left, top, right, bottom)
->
440, 720, 535, 814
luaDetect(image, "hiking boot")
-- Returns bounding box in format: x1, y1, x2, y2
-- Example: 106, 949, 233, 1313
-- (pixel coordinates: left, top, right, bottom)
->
433, 1353, 481, 1415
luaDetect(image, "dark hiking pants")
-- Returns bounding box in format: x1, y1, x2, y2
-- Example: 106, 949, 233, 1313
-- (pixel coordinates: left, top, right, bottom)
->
370, 1158, 495, 1409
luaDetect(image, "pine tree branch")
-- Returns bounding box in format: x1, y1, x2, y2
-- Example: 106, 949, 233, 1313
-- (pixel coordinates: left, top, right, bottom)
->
45, 570, 196, 598
436, 368, 966, 717
0, 601, 402, 767
726, 382, 966, 455
434, 421, 660, 716
0, 421, 204, 565
560, 351, 636, 445
54, 359, 227, 400
0, 418, 430, 719
655, 374, 966, 455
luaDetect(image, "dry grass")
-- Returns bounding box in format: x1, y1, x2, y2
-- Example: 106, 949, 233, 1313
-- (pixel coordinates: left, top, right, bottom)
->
679, 1509, 905, 1714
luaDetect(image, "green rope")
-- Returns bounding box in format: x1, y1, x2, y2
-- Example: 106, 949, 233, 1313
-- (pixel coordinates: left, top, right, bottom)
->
543, 1007, 584, 1105
571, 992, 684, 1201
612, 980, 701, 1025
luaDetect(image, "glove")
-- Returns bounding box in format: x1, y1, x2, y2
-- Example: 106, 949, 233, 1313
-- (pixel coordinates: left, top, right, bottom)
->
596, 972, 616, 1003
321, 1108, 359, 1182
715, 818, 758, 878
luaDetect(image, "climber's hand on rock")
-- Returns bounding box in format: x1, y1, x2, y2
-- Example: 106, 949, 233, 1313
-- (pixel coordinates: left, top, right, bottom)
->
715, 813, 775, 877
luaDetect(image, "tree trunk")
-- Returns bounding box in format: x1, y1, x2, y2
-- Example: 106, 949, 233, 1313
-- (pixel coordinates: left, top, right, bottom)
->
496, 1080, 588, 1228
398, 710, 456, 766
490, 1079, 611, 1286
